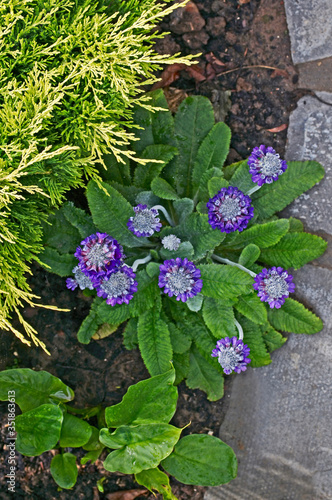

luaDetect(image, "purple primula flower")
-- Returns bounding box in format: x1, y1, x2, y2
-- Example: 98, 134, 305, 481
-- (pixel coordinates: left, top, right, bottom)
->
248, 145, 288, 186
74, 232, 124, 279
158, 257, 203, 302
212, 336, 251, 375
94, 265, 137, 306
253, 266, 295, 309
207, 186, 254, 233
127, 204, 162, 237
66, 266, 94, 291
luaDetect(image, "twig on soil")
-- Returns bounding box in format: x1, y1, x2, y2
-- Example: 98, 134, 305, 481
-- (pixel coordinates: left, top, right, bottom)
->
216, 65, 281, 77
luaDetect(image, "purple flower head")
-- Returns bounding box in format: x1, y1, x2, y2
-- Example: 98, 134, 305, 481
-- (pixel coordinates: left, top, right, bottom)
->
95, 265, 137, 306
207, 186, 254, 233
253, 266, 295, 309
74, 232, 124, 279
158, 257, 203, 302
66, 266, 95, 291
212, 336, 251, 375
248, 145, 288, 186
127, 204, 162, 237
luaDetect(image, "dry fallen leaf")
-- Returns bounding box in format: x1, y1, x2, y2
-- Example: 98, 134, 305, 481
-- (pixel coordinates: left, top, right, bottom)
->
266, 123, 288, 133
163, 87, 188, 113
270, 69, 289, 79
106, 489, 148, 500
238, 0, 251, 4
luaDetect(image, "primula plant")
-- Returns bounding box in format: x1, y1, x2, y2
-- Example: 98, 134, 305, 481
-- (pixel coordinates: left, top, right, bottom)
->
0, 0, 193, 350
0, 368, 237, 495
41, 90, 327, 400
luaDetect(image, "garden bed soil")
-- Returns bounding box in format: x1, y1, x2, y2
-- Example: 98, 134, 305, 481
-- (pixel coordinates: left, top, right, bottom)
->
0, 1, 304, 498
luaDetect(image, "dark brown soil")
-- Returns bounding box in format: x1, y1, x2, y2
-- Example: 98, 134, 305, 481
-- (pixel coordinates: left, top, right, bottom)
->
0, 1, 302, 499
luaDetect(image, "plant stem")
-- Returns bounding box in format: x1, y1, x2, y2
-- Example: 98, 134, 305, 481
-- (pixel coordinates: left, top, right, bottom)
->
211, 254, 257, 278
246, 185, 262, 197
152, 204, 175, 226
234, 318, 244, 341
132, 254, 152, 272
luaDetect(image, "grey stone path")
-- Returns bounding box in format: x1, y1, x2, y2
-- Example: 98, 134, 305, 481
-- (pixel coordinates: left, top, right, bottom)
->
206, 3, 332, 499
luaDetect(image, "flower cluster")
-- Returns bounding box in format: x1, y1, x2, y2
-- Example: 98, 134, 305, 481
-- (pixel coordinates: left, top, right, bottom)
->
207, 186, 254, 233
158, 257, 203, 302
212, 337, 251, 375
248, 145, 287, 186
253, 267, 295, 309
67, 232, 137, 306
127, 204, 162, 237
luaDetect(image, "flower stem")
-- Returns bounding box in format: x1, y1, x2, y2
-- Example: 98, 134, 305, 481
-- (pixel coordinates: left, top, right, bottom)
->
132, 254, 152, 272
234, 318, 244, 341
152, 204, 175, 226
246, 185, 261, 197
211, 254, 257, 278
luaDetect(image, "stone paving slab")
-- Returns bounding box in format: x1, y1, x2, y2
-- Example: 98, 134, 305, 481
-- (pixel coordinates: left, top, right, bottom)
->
298, 58, 332, 92
284, 93, 332, 235
205, 265, 332, 500
284, 0, 332, 64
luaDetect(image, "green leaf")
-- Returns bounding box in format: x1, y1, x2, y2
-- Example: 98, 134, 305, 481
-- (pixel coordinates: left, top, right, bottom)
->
105, 369, 177, 427
262, 324, 287, 352
200, 264, 253, 299
195, 167, 224, 203
186, 294, 203, 312
161, 213, 225, 261
174, 96, 215, 197
132, 90, 175, 153
123, 318, 138, 350
102, 151, 131, 185
240, 317, 271, 367
173, 352, 190, 385
151, 177, 179, 200
129, 270, 159, 317
62, 202, 96, 238
162, 434, 237, 486
173, 198, 194, 224
202, 298, 236, 337
134, 145, 178, 189
0, 368, 74, 412
192, 122, 231, 193
81, 448, 104, 465
97, 301, 131, 325
186, 346, 224, 401
239, 244, 261, 267
50, 453, 78, 489
268, 298, 323, 334
146, 261, 161, 278
39, 247, 77, 277
59, 413, 92, 448
100, 423, 182, 474
251, 161, 325, 219
260, 232, 327, 269
135, 467, 178, 500
83, 426, 103, 451
223, 160, 243, 180
110, 182, 143, 205
223, 219, 290, 249
77, 306, 100, 345
228, 159, 255, 193
235, 294, 267, 325
42, 209, 81, 254
168, 323, 192, 354
208, 177, 229, 198
87, 180, 149, 248
137, 305, 173, 376
288, 217, 304, 232
16, 404, 63, 456
160, 241, 194, 261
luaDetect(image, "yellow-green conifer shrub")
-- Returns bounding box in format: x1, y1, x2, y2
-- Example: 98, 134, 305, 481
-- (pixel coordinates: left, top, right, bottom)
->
0, 0, 193, 352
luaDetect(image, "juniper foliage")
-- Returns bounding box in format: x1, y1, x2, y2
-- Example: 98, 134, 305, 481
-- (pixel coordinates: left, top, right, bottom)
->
0, 0, 193, 350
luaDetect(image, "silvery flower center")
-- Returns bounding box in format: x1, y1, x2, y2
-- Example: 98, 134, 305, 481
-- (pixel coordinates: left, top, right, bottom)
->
264, 275, 289, 299
73, 267, 94, 290
219, 197, 241, 220
101, 272, 130, 297
258, 153, 281, 176
166, 269, 193, 295
133, 210, 157, 233
218, 348, 241, 372
162, 235, 181, 251
85, 243, 109, 266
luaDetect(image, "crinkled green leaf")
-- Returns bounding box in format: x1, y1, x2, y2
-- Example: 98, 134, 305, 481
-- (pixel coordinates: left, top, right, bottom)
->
288, 217, 304, 232
123, 318, 138, 350
173, 198, 194, 224
174, 96, 214, 197
129, 270, 159, 317
134, 145, 178, 189
227, 159, 255, 193
173, 352, 190, 385
101, 423, 181, 474
260, 232, 327, 269
202, 297, 236, 338
42, 209, 81, 254
268, 298, 323, 334
78, 305, 101, 345
239, 244, 261, 267
0, 368, 74, 412
186, 346, 224, 401
235, 294, 267, 325
151, 177, 179, 200
262, 324, 287, 352
186, 294, 204, 312
105, 369, 177, 428
200, 264, 253, 299
160, 241, 194, 261
16, 404, 63, 456
50, 453, 78, 489
208, 177, 229, 198
101, 151, 131, 186
168, 322, 192, 354
62, 202, 96, 238
162, 434, 237, 486
97, 300, 131, 325
39, 247, 77, 277
195, 167, 224, 203
223, 219, 289, 249
59, 413, 92, 448
240, 316, 271, 368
